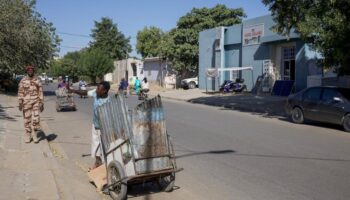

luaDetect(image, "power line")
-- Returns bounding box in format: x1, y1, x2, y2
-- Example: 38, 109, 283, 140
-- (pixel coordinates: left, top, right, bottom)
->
58, 31, 136, 39
57, 31, 91, 38
60, 45, 85, 49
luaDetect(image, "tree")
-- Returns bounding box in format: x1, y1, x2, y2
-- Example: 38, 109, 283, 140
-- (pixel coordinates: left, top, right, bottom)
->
262, 0, 350, 75
136, 26, 164, 58
90, 17, 131, 60
78, 49, 114, 84
49, 58, 75, 78
0, 0, 60, 74
162, 4, 245, 76
48, 50, 83, 79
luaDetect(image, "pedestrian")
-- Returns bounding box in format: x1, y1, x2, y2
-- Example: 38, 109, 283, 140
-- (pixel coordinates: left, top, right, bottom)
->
18, 65, 44, 143
134, 77, 141, 95
58, 79, 67, 89
67, 81, 110, 170
141, 77, 149, 93
118, 78, 128, 96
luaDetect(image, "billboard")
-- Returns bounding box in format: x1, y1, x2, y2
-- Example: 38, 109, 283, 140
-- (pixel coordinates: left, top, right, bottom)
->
243, 24, 264, 46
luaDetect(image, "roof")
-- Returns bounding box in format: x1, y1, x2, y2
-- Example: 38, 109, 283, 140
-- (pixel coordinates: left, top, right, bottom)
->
144, 57, 165, 62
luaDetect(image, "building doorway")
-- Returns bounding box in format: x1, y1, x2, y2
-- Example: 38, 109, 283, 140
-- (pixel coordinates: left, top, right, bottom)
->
131, 63, 137, 76
282, 46, 296, 80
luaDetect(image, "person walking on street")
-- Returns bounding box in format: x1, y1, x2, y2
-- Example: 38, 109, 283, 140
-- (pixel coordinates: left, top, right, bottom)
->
18, 65, 44, 143
118, 78, 128, 96
134, 77, 141, 95
57, 79, 67, 89
141, 77, 149, 93
67, 81, 110, 170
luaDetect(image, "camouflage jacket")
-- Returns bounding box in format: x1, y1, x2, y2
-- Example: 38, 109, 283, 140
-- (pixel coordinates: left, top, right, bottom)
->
18, 76, 44, 104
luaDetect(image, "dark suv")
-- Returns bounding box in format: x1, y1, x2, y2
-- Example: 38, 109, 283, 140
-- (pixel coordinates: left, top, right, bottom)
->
285, 86, 350, 132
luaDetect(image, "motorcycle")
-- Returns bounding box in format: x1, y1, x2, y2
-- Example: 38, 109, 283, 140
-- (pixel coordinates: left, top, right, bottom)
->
79, 84, 87, 98
138, 89, 149, 100
219, 78, 247, 93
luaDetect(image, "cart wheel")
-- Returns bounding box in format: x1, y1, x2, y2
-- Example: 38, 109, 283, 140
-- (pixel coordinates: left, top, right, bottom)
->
107, 161, 127, 200
158, 164, 175, 192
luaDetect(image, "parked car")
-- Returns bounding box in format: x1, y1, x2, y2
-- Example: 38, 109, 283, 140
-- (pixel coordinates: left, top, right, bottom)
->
285, 86, 350, 132
47, 77, 53, 83
181, 77, 198, 89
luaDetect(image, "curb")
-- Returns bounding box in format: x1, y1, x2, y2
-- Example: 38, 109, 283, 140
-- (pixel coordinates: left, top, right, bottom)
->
40, 120, 75, 199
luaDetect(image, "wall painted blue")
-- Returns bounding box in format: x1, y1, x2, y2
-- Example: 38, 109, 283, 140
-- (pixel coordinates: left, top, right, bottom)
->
224, 44, 241, 80
199, 28, 218, 91
198, 15, 321, 92
225, 24, 242, 45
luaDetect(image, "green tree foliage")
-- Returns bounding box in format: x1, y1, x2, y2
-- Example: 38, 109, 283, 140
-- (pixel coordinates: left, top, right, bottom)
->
136, 26, 164, 58
0, 0, 60, 74
262, 0, 350, 75
49, 58, 75, 77
164, 4, 245, 76
90, 17, 131, 60
77, 49, 114, 84
48, 50, 82, 79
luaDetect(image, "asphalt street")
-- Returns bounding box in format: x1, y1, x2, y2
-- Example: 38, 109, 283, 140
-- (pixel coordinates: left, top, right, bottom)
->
42, 84, 350, 200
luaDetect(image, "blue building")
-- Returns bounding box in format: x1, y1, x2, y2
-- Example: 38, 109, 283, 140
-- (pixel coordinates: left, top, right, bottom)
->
199, 15, 322, 92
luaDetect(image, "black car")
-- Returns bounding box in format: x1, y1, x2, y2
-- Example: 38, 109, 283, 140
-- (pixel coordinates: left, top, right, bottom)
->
285, 86, 350, 132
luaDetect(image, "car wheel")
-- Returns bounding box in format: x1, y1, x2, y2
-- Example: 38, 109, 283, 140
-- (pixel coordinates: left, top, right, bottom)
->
188, 81, 196, 89
291, 107, 304, 124
343, 114, 350, 132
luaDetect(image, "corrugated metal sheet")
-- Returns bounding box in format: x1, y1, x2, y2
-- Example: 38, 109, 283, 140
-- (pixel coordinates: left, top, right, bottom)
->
131, 95, 169, 160
97, 94, 132, 152
97, 94, 172, 174
135, 157, 171, 174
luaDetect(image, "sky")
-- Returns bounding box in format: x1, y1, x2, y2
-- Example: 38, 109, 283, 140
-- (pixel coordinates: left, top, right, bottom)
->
35, 0, 270, 58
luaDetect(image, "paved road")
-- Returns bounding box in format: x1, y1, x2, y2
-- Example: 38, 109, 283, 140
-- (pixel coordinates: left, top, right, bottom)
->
42, 84, 350, 200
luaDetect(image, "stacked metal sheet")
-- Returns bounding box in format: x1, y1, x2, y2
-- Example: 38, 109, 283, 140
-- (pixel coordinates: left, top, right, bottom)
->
97, 94, 132, 152
131, 95, 169, 159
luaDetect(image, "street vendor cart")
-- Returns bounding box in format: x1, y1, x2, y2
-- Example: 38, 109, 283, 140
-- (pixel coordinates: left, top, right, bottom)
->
97, 94, 182, 200
55, 88, 76, 112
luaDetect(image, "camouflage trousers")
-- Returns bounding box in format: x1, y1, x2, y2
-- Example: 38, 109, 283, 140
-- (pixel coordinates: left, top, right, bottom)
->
22, 100, 41, 137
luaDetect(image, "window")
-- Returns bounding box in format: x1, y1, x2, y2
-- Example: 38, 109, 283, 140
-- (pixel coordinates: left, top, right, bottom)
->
322, 88, 340, 102
131, 64, 137, 76
303, 88, 321, 101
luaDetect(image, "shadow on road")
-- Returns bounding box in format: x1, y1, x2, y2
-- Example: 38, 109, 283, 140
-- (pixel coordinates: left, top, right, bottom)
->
44, 91, 56, 96
0, 104, 16, 121
175, 148, 350, 162
279, 119, 345, 132
176, 149, 236, 159
189, 94, 287, 119
127, 184, 180, 199
233, 152, 350, 162
37, 130, 57, 142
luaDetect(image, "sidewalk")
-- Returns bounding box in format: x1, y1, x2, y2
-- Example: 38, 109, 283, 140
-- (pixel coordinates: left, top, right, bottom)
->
149, 89, 288, 118
0, 94, 61, 200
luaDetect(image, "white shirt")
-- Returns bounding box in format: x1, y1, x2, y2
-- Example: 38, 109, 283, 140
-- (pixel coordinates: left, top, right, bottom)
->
141, 81, 149, 89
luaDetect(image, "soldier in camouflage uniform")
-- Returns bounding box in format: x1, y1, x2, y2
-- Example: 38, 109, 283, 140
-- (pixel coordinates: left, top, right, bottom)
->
18, 65, 44, 143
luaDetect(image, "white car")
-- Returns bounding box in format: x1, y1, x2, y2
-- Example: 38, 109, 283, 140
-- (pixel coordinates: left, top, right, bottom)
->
181, 77, 198, 89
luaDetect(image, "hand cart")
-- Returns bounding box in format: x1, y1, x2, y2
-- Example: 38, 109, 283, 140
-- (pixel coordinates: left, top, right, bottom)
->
97, 95, 182, 200
55, 88, 76, 112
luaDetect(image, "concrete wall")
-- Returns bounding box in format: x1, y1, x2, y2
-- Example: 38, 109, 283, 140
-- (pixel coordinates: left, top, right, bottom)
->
106, 58, 143, 84
143, 59, 173, 85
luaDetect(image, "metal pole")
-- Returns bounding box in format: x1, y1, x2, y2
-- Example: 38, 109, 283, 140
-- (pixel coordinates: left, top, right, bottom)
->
251, 69, 254, 88
206, 75, 208, 93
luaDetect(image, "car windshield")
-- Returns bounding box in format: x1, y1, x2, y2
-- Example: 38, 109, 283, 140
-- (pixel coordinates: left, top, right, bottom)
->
338, 88, 350, 100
